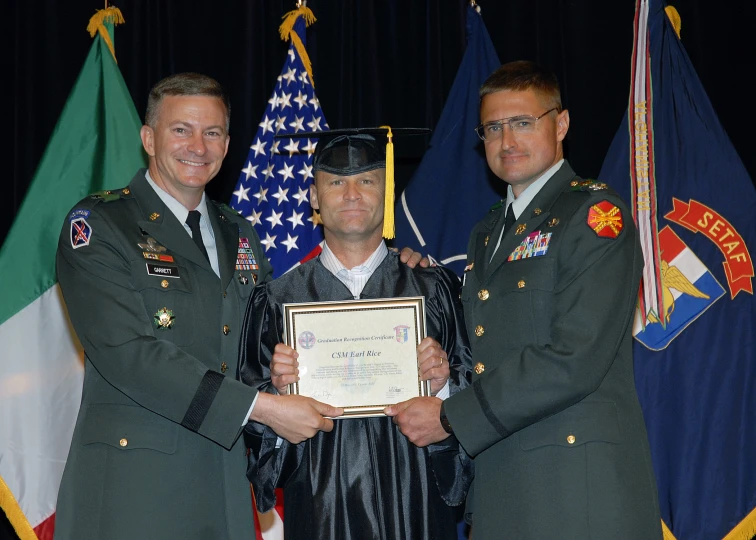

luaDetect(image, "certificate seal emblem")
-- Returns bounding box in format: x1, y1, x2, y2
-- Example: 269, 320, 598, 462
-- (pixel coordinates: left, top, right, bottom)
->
393, 325, 410, 344
298, 331, 316, 349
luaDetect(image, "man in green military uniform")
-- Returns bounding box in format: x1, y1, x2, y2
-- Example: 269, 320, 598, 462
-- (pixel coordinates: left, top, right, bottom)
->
388, 61, 663, 538
54, 73, 342, 540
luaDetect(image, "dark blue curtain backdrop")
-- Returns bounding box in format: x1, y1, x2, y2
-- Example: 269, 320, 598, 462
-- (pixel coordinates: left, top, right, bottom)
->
6, 0, 754, 244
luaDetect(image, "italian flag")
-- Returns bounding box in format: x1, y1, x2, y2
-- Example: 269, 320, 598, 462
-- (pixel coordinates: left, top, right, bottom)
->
0, 9, 145, 538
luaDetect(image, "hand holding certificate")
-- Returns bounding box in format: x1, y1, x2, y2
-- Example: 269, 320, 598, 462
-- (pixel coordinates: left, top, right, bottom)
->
283, 297, 430, 417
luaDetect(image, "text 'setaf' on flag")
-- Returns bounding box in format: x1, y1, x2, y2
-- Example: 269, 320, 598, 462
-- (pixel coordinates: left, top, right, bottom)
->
394, 3, 502, 276
231, 5, 328, 279
599, 1, 756, 538
0, 7, 146, 540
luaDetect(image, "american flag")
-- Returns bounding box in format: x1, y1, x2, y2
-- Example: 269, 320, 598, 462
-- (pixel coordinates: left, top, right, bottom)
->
231, 12, 328, 278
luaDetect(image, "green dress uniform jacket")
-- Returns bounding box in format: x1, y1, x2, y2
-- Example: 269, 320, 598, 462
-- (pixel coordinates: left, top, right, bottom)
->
54, 170, 272, 540
444, 162, 662, 539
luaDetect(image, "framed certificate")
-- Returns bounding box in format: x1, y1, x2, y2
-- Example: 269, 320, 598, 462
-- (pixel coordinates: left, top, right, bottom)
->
283, 296, 429, 418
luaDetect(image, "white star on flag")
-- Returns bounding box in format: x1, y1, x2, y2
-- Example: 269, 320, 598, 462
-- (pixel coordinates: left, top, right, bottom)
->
242, 162, 258, 180
293, 91, 308, 110
259, 116, 275, 134
246, 209, 263, 226
229, 12, 329, 278
272, 186, 290, 205
278, 163, 295, 182
287, 210, 305, 229
297, 163, 313, 180
250, 139, 266, 157
283, 139, 300, 156
282, 233, 299, 252
233, 185, 250, 203
292, 186, 309, 206
282, 67, 297, 84
266, 210, 283, 228
261, 232, 277, 251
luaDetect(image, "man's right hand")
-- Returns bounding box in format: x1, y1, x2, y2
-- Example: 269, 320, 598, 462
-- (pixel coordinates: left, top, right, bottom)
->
250, 392, 343, 444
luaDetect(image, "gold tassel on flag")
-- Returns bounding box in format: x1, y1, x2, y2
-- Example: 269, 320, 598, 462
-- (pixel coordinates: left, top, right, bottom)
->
664, 6, 681, 39
86, 5, 125, 62
279, 2, 317, 88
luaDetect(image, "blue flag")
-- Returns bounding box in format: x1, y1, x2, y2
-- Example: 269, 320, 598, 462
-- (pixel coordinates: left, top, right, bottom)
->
231, 7, 328, 278
394, 4, 501, 276
599, 1, 756, 538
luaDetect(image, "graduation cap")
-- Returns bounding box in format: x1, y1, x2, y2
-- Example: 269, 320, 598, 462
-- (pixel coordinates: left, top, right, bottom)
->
276, 127, 430, 239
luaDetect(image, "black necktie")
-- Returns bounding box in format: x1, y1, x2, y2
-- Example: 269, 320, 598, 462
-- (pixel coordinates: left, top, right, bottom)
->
503, 203, 516, 234
186, 210, 209, 262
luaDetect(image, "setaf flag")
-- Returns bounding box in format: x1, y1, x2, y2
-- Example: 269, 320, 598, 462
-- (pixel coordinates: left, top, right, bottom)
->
394, 3, 501, 276
0, 8, 146, 540
599, 1, 756, 538
231, 5, 328, 279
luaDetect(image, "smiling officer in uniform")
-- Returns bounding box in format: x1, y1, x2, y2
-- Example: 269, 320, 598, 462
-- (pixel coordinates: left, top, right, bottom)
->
54, 72, 342, 540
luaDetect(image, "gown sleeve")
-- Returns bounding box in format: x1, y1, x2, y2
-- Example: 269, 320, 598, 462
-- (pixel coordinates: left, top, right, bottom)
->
423, 266, 475, 506
238, 283, 303, 512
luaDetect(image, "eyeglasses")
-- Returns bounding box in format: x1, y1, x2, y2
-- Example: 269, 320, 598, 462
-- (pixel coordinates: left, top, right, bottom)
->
475, 108, 559, 141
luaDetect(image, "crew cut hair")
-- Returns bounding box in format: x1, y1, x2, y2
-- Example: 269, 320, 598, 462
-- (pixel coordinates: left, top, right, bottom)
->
479, 60, 562, 111
145, 72, 231, 130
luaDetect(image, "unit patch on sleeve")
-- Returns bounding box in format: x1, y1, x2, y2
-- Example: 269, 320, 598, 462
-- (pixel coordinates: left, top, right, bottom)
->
69, 211, 93, 249
236, 237, 259, 270
587, 201, 624, 239
508, 231, 552, 261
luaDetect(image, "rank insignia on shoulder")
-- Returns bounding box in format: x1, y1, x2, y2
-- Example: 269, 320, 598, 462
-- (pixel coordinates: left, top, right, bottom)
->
236, 237, 259, 270
508, 231, 552, 261
154, 307, 175, 330
587, 200, 623, 239
586, 182, 608, 191
570, 179, 608, 192
70, 216, 93, 249
90, 189, 122, 202
138, 237, 168, 253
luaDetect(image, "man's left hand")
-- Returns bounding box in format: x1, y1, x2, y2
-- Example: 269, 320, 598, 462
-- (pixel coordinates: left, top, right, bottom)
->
385, 397, 450, 447
398, 247, 430, 268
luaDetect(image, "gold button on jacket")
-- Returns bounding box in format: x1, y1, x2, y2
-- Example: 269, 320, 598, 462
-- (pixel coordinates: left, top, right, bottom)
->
478, 289, 490, 301
223, 325, 230, 335
474, 362, 485, 375
119, 438, 128, 447
474, 325, 485, 337
567, 435, 576, 445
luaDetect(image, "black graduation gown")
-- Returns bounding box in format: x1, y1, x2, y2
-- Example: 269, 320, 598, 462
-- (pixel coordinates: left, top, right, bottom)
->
239, 250, 473, 540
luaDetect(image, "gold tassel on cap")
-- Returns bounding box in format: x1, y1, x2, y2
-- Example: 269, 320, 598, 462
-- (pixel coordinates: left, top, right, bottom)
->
86, 6, 125, 62
380, 126, 395, 239
279, 3, 317, 88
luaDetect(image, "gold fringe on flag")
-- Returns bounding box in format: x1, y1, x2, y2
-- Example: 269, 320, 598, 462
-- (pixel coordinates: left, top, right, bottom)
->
723, 506, 756, 540
380, 126, 395, 239
86, 5, 125, 62
0, 476, 38, 540
279, 5, 317, 88
664, 6, 681, 39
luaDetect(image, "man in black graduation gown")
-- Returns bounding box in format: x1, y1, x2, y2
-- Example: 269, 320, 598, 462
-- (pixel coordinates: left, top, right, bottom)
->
239, 128, 473, 540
